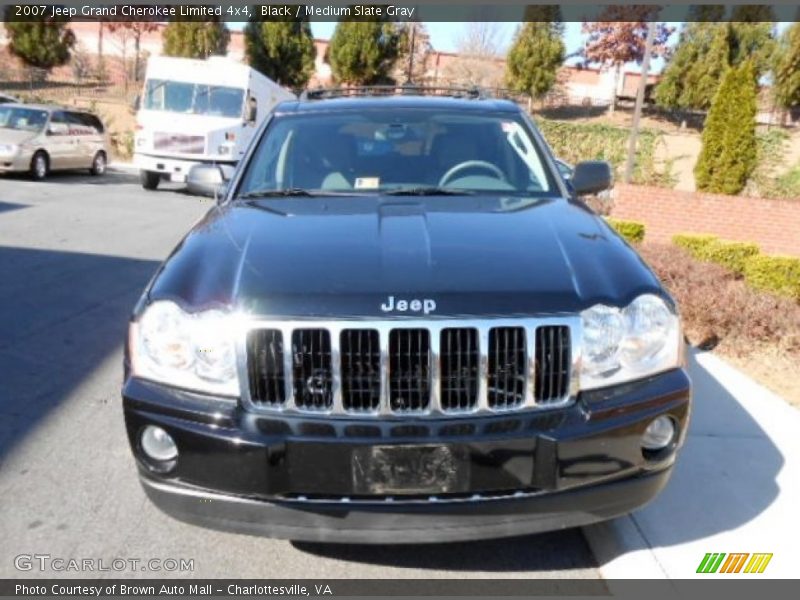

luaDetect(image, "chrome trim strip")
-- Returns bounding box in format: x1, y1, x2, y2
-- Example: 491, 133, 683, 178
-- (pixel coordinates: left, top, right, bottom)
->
239, 316, 580, 419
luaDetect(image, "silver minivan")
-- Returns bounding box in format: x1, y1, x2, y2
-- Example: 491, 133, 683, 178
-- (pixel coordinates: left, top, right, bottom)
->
0, 104, 108, 180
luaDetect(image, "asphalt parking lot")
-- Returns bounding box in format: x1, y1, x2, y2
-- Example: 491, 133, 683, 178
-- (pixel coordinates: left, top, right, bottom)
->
0, 170, 600, 579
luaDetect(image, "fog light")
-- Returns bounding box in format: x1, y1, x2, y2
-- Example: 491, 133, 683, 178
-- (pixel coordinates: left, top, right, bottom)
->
140, 426, 178, 462
642, 416, 676, 451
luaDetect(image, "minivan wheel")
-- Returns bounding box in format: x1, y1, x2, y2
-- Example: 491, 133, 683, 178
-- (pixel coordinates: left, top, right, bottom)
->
140, 170, 160, 190
90, 151, 107, 176
30, 152, 48, 181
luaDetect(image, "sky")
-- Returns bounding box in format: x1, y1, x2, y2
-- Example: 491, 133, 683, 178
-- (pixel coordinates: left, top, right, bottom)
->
308, 21, 671, 72
231, 21, 793, 75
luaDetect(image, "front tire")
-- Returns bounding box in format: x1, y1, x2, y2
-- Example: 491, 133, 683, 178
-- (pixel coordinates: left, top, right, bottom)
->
140, 170, 160, 190
30, 151, 48, 181
90, 151, 106, 176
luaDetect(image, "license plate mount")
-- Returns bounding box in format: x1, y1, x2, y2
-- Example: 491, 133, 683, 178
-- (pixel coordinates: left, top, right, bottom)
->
352, 444, 469, 495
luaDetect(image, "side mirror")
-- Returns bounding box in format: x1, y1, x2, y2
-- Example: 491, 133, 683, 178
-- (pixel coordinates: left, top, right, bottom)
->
186, 164, 231, 198
571, 161, 613, 196
245, 98, 257, 124
47, 122, 68, 136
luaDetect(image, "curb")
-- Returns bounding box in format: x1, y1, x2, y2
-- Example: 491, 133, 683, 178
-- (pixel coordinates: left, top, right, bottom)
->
583, 515, 668, 582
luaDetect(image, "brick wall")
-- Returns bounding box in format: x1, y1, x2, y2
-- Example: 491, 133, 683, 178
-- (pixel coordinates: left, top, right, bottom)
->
611, 184, 800, 257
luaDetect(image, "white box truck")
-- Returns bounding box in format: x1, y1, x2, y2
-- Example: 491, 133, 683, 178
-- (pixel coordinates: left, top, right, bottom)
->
133, 56, 295, 190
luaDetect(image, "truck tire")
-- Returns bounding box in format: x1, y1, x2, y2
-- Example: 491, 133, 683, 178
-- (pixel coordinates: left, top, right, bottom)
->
140, 170, 160, 190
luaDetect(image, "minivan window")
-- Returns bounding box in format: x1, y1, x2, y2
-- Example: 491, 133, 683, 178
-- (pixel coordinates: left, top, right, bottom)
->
0, 106, 48, 132
237, 109, 557, 196
65, 111, 104, 134
143, 79, 245, 118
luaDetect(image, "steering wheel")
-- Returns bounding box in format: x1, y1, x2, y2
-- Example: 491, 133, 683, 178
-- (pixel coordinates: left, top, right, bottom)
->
439, 160, 507, 187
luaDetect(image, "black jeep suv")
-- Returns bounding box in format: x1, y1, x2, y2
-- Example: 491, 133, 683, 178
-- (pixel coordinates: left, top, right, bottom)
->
122, 89, 691, 543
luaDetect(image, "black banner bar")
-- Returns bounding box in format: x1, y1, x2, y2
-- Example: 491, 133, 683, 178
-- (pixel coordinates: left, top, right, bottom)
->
0, 2, 798, 22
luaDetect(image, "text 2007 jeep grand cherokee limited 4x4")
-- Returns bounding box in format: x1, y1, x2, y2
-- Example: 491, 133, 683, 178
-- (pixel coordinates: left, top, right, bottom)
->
122, 88, 691, 543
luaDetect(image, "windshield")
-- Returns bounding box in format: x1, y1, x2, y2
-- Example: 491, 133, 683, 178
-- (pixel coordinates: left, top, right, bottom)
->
0, 106, 49, 132
237, 108, 558, 197
142, 79, 245, 118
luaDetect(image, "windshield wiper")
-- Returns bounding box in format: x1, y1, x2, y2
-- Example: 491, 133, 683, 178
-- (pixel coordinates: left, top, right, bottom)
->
237, 188, 350, 199
383, 187, 476, 196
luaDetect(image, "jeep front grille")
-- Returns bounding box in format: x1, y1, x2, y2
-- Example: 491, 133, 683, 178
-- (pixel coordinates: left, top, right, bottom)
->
244, 319, 576, 417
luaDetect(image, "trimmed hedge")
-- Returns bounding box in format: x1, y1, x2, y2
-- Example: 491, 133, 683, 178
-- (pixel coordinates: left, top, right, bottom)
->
606, 218, 645, 243
743, 255, 800, 301
701, 240, 761, 275
672, 234, 719, 257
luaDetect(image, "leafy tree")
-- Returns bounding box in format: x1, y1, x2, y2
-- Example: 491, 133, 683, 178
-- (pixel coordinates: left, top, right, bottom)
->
4, 14, 75, 72
505, 13, 565, 100
244, 15, 316, 89
328, 15, 401, 85
772, 22, 800, 109
694, 62, 758, 195
655, 23, 730, 111
106, 21, 158, 82
581, 6, 673, 112
162, 20, 229, 59
729, 5, 776, 76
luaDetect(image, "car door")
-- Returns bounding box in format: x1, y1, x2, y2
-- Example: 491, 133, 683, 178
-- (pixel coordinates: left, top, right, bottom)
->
65, 111, 93, 168
80, 112, 106, 164
44, 111, 76, 170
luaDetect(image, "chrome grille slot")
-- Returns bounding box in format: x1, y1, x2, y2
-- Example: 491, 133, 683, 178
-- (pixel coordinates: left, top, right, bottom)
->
487, 327, 526, 409
246, 329, 286, 406
340, 329, 381, 411
389, 328, 431, 412
243, 318, 575, 417
291, 329, 333, 410
440, 328, 479, 411
535, 325, 571, 402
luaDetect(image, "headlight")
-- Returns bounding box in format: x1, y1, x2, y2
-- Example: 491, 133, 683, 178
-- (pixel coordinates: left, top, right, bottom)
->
0, 143, 19, 155
580, 293, 681, 390
130, 301, 240, 397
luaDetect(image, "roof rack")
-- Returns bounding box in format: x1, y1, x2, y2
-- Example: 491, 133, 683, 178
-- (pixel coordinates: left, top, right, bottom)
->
300, 85, 492, 101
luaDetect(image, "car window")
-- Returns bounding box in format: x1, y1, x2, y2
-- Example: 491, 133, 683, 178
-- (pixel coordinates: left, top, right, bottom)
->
67, 112, 104, 134
237, 108, 558, 196
0, 106, 49, 131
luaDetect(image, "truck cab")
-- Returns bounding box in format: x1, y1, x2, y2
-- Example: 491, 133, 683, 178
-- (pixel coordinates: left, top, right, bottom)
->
133, 56, 294, 190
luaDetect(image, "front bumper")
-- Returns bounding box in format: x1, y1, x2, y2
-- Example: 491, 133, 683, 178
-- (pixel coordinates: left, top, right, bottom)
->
0, 149, 33, 173
134, 153, 234, 182
123, 368, 691, 542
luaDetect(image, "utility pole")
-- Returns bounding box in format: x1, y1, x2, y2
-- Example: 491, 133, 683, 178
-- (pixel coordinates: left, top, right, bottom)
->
624, 21, 656, 184
406, 23, 417, 84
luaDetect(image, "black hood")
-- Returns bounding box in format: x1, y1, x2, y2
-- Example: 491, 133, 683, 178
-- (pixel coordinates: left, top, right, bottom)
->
146, 195, 664, 318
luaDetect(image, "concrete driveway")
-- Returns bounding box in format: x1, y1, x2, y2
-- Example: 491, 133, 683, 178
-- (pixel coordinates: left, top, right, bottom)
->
0, 171, 598, 579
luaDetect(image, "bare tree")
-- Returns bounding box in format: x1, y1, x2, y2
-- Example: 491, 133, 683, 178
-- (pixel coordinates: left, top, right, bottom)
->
456, 22, 502, 58
442, 22, 504, 89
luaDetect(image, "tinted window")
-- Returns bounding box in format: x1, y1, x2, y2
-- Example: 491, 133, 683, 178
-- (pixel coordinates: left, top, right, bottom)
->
65, 112, 104, 134
238, 108, 557, 196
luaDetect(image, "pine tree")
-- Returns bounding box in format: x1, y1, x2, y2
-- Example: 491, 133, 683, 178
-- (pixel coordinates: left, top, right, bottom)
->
4, 15, 75, 72
162, 20, 229, 59
773, 22, 800, 110
244, 17, 316, 89
654, 23, 729, 110
327, 17, 401, 85
505, 19, 565, 100
694, 62, 758, 195
729, 5, 776, 77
